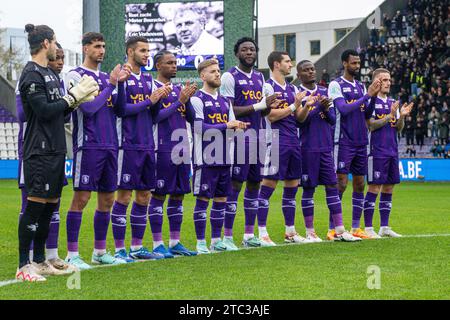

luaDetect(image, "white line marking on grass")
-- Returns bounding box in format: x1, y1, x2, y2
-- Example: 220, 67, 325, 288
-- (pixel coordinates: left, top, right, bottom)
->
1, 233, 450, 288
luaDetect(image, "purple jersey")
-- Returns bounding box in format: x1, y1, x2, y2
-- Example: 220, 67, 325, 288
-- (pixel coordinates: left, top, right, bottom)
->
263, 78, 300, 146
298, 85, 336, 152
117, 73, 157, 151
153, 80, 189, 153
191, 90, 235, 168
68, 67, 117, 151
221, 66, 265, 142
328, 76, 371, 147
369, 96, 399, 158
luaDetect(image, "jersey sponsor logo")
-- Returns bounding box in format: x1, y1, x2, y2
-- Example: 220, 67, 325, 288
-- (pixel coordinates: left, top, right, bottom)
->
157, 180, 165, 189
122, 174, 131, 183
81, 175, 90, 185
241, 90, 263, 101
342, 87, 352, 93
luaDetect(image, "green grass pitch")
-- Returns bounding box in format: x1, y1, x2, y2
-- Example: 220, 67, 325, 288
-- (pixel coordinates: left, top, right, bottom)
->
0, 179, 449, 300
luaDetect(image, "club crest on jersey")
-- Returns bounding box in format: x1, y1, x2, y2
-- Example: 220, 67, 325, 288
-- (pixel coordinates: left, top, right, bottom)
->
238, 80, 248, 85
374, 171, 381, 179
339, 162, 346, 169
81, 175, 90, 185
201, 184, 209, 191
123, 174, 131, 183
302, 174, 309, 182
233, 167, 241, 175
157, 180, 165, 189
205, 101, 213, 107
127, 80, 136, 86
343, 87, 352, 93
375, 104, 384, 109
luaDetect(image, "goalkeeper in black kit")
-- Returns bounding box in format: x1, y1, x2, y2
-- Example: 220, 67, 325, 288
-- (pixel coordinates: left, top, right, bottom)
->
16, 24, 99, 282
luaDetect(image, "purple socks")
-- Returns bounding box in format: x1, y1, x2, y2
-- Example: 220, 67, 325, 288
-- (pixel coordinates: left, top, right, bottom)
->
257, 185, 275, 227
94, 211, 110, 252
363, 192, 378, 228
224, 187, 239, 237
148, 198, 164, 243
194, 199, 208, 240
379, 193, 393, 227
210, 202, 226, 239
244, 189, 259, 235
66, 211, 82, 254
352, 192, 365, 229
111, 202, 127, 250
301, 188, 315, 229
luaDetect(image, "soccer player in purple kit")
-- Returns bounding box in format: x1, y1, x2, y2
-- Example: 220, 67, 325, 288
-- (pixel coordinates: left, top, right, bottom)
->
112, 37, 171, 262
65, 32, 132, 269
15, 42, 76, 273
327, 49, 381, 240
297, 60, 362, 242
190, 59, 249, 253
363, 68, 413, 238
220, 37, 280, 249
258, 52, 313, 246
149, 50, 198, 257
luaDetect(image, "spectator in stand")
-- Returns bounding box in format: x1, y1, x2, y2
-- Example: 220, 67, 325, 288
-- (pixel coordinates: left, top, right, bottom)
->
428, 106, 440, 138
405, 115, 415, 145
430, 140, 444, 158
320, 69, 330, 87
438, 111, 449, 145
406, 145, 417, 158
415, 112, 426, 149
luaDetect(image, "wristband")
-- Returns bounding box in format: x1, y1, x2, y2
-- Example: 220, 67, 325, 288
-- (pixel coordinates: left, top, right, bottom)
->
289, 104, 297, 112
253, 97, 267, 111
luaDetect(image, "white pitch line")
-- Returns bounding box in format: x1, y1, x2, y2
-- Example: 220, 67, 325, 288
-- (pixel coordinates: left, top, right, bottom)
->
1, 233, 450, 288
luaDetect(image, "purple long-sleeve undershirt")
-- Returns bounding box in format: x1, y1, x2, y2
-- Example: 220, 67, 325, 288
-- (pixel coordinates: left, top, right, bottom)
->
334, 94, 370, 116
78, 83, 116, 117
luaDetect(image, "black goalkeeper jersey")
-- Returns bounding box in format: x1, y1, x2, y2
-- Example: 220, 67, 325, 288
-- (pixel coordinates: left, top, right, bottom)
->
19, 61, 71, 160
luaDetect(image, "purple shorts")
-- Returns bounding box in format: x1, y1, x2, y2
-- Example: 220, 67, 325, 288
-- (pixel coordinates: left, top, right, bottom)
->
231, 143, 263, 183
153, 151, 191, 196
334, 144, 368, 176
368, 156, 400, 185
118, 149, 156, 191
263, 145, 301, 181
193, 166, 231, 198
73, 149, 118, 192
301, 150, 337, 188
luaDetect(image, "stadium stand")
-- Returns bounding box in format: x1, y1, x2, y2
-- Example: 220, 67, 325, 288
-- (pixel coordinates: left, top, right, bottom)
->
0, 105, 19, 160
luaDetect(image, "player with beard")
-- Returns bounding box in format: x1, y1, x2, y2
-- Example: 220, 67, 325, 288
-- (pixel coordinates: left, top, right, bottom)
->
16, 42, 76, 272
190, 59, 249, 253
327, 49, 381, 240
148, 51, 198, 257
65, 32, 131, 269
297, 60, 362, 242
257, 52, 314, 246
220, 37, 280, 249
16, 24, 98, 281
111, 37, 171, 261
363, 68, 413, 238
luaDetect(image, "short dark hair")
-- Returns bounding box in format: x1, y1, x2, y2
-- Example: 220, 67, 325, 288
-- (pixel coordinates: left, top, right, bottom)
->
25, 24, 55, 55
341, 49, 359, 62
154, 50, 175, 65
296, 60, 312, 71
234, 37, 259, 55
82, 32, 105, 46
56, 42, 63, 50
267, 51, 289, 71
126, 36, 149, 52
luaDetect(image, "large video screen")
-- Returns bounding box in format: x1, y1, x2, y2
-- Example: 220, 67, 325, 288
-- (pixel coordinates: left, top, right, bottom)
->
125, 1, 224, 71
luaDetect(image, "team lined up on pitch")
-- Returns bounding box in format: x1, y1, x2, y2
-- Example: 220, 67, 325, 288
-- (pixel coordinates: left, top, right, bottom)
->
15, 24, 411, 282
